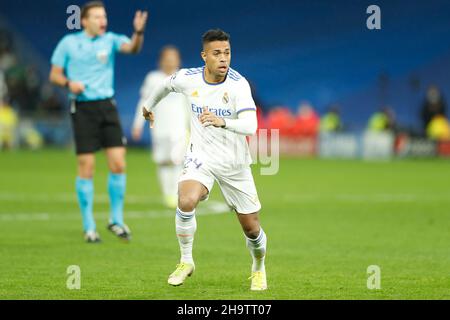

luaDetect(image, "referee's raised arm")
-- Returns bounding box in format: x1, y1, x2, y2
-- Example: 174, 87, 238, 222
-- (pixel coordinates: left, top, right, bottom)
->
120, 10, 148, 54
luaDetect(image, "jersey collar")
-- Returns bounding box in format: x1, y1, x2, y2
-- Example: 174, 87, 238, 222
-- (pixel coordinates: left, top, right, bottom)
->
202, 66, 228, 86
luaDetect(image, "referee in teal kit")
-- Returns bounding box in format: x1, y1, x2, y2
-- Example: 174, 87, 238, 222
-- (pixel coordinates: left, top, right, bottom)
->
49, 1, 148, 243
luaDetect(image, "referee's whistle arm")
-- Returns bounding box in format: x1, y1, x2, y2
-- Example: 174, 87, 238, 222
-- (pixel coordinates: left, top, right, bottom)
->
49, 65, 85, 94
68, 82, 85, 95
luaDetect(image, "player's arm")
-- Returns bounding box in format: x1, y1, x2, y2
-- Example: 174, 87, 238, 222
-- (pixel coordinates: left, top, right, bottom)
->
199, 108, 257, 136
199, 78, 258, 135
141, 81, 171, 123
141, 76, 175, 127
120, 10, 148, 54
132, 99, 149, 140
223, 109, 257, 135
49, 37, 84, 94
132, 75, 153, 140
142, 70, 186, 126
49, 65, 84, 94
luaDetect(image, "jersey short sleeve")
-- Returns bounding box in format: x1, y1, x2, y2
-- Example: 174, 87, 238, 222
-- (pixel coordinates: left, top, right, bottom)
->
235, 78, 257, 115
50, 36, 70, 68
111, 32, 131, 52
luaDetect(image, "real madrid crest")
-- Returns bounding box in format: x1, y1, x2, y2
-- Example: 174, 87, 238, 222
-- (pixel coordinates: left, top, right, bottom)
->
222, 92, 229, 104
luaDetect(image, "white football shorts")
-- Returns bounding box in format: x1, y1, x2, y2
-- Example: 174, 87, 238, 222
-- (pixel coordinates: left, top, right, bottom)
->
178, 153, 261, 214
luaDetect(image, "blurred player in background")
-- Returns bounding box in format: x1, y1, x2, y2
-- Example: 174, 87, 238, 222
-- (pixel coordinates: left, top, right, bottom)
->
142, 29, 268, 291
49, 1, 148, 242
421, 85, 447, 134
0, 99, 18, 150
132, 46, 189, 209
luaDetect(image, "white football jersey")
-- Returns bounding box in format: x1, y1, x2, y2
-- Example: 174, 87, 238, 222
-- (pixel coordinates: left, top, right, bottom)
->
166, 66, 257, 170
133, 70, 189, 139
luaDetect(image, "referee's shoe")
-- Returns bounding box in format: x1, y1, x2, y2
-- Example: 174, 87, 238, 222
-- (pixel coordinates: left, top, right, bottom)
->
84, 231, 101, 243
107, 223, 131, 241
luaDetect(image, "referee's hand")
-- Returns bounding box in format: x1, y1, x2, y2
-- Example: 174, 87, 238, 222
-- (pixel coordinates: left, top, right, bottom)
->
134, 10, 148, 33
142, 107, 155, 128
68, 81, 85, 95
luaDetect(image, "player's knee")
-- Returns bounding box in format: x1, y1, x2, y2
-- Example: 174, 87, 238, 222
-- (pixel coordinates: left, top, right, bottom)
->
78, 170, 94, 179
78, 160, 95, 178
178, 194, 199, 212
109, 159, 126, 174
240, 214, 261, 239
243, 225, 261, 239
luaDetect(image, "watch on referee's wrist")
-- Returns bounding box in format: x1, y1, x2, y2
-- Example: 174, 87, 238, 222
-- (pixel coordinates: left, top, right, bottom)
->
134, 30, 144, 35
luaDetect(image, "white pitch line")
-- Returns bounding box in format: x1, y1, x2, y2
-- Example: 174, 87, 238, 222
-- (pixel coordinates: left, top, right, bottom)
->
0, 192, 161, 204
0, 201, 231, 222
0, 213, 50, 221
5, 192, 448, 205
281, 193, 450, 203
2, 191, 450, 209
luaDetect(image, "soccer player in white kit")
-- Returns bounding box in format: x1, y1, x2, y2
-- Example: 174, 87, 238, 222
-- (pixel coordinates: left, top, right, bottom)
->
142, 29, 267, 291
132, 46, 189, 209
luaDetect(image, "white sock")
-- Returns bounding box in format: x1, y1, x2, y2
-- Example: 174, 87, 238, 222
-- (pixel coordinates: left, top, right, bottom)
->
175, 207, 196, 266
246, 228, 267, 272
158, 165, 182, 198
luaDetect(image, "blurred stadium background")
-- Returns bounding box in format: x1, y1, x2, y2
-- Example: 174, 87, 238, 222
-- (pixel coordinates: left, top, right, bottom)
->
1, 0, 450, 154
1, 0, 450, 299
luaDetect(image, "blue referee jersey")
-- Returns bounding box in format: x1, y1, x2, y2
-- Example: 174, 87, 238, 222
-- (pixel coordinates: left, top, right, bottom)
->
51, 31, 130, 102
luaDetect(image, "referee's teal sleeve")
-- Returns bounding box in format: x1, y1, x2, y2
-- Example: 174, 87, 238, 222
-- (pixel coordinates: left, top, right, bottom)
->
111, 32, 131, 52
50, 36, 69, 68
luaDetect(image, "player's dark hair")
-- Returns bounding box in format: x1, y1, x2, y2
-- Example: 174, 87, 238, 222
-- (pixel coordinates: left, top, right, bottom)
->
81, 1, 105, 19
202, 29, 230, 46
159, 45, 180, 60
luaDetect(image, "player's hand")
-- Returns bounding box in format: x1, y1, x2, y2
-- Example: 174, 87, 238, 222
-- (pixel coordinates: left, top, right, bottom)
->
199, 106, 225, 128
132, 127, 143, 141
142, 107, 155, 128
68, 81, 85, 94
133, 10, 148, 33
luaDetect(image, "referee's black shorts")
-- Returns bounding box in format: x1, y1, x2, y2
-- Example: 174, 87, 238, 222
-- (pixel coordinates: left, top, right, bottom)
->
70, 98, 126, 155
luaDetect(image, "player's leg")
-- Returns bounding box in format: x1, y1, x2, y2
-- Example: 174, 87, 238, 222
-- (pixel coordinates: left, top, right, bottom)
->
71, 101, 102, 243
217, 167, 267, 290
105, 146, 130, 240
75, 153, 99, 242
101, 99, 130, 240
168, 179, 209, 286
237, 211, 268, 290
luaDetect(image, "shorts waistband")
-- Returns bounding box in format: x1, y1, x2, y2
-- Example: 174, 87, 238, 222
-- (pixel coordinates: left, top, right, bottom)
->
74, 97, 114, 105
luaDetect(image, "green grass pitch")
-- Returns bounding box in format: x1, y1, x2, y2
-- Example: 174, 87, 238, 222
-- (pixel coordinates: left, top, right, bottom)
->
0, 148, 449, 299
